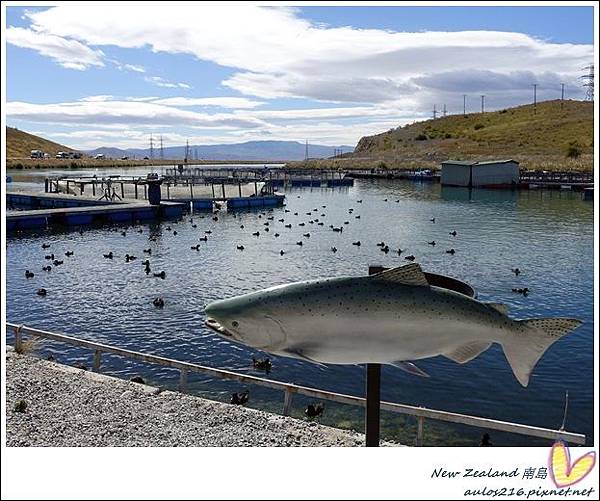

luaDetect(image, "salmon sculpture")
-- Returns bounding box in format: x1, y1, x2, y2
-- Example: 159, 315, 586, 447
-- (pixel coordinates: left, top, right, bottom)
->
204, 263, 581, 386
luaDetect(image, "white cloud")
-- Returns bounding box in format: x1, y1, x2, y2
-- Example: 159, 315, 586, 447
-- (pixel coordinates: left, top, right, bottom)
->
17, 5, 592, 104
145, 76, 192, 89
151, 96, 265, 109
122, 63, 145, 73
78, 95, 114, 102
6, 100, 265, 129
6, 26, 104, 70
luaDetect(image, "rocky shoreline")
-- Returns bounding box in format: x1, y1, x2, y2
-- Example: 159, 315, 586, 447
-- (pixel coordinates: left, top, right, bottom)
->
6, 350, 392, 447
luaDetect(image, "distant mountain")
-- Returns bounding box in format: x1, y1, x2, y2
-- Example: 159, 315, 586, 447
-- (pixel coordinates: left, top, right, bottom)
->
87, 140, 355, 161
6, 127, 78, 158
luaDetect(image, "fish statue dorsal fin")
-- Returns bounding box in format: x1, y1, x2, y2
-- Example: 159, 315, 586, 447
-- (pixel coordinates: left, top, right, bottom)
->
487, 302, 509, 314
372, 263, 429, 287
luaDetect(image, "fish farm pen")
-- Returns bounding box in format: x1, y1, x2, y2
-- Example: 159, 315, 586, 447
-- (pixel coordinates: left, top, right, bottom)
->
6, 322, 586, 447
162, 166, 354, 187
40, 173, 286, 210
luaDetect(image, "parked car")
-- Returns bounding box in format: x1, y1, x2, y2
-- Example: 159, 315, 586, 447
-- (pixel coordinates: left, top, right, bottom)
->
30, 149, 44, 159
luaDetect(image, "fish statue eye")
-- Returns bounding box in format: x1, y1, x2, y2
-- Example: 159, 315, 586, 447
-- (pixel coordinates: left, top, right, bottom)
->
231, 321, 239, 328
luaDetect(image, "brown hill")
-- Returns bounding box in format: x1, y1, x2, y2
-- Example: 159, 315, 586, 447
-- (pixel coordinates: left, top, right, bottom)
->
6, 127, 78, 158
352, 99, 593, 171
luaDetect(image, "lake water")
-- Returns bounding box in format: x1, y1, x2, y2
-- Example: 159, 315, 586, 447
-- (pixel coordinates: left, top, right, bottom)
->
5, 170, 594, 446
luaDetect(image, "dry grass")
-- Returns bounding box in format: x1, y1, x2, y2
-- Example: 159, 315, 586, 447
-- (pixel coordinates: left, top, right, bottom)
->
317, 99, 593, 173
6, 126, 77, 158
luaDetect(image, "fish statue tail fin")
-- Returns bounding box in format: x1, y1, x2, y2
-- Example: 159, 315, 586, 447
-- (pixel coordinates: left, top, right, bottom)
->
502, 318, 582, 387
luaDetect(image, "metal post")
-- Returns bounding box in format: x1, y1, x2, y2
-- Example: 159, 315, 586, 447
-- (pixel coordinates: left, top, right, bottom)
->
416, 416, 425, 446
92, 182, 96, 197
238, 182, 242, 198
45, 178, 49, 193
179, 369, 188, 393
80, 183, 84, 195
364, 264, 385, 447
365, 363, 381, 447
14, 325, 23, 353
144, 185, 147, 200
93, 350, 102, 372
135, 182, 138, 199
190, 182, 194, 199
283, 388, 294, 416
222, 183, 226, 199
121, 182, 125, 199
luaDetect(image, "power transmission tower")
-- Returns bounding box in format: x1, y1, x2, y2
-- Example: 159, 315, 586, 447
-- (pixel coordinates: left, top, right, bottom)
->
149, 134, 154, 159
443, 104, 447, 117
305, 140, 309, 160
581, 64, 594, 101
432, 104, 437, 119
159, 135, 164, 160
533, 83, 537, 114
463, 94, 466, 117
185, 140, 189, 163
481, 95, 485, 113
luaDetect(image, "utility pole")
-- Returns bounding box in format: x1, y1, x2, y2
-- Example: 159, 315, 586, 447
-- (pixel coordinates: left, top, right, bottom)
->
159, 135, 164, 160
463, 94, 466, 117
533, 83, 537, 114
443, 104, 447, 117
305, 140, 309, 160
561, 83, 565, 109
581, 64, 594, 101
149, 134, 154, 159
432, 104, 437, 119
481, 95, 485, 113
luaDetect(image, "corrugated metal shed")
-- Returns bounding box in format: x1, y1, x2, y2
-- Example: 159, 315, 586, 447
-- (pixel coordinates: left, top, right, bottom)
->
441, 159, 520, 187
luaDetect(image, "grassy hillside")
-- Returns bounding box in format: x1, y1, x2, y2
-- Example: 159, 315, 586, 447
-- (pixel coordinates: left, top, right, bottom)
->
291, 100, 593, 172
6, 127, 77, 158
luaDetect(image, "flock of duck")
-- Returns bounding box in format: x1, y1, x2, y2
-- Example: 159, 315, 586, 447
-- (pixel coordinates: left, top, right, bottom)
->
21, 189, 528, 417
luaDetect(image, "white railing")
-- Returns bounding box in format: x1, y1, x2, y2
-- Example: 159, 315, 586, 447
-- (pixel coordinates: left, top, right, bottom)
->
7, 322, 586, 446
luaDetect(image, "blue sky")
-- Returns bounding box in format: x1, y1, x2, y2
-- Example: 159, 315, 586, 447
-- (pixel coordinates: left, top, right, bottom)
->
4, 4, 595, 150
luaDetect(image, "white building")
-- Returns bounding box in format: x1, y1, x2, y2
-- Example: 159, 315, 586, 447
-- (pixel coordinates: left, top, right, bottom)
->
441, 159, 520, 188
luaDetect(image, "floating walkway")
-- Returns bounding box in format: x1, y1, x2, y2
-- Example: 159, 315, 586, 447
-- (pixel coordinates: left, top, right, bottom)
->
6, 192, 185, 231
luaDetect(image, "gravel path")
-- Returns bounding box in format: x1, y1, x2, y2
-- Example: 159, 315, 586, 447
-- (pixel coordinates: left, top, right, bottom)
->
6, 350, 385, 447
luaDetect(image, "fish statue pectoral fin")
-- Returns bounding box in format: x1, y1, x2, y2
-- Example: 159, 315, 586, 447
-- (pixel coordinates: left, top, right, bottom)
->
281, 347, 327, 367
371, 263, 429, 287
502, 318, 582, 387
442, 341, 492, 364
389, 361, 430, 377
486, 302, 510, 314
